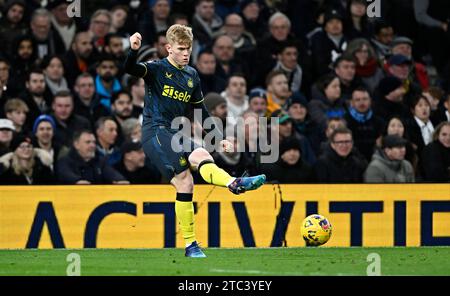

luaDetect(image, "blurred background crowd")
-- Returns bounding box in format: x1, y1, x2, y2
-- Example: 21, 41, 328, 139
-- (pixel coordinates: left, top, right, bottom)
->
0, 0, 449, 185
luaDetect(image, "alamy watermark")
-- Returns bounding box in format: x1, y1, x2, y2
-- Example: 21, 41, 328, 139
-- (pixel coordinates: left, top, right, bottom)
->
66, 252, 81, 276
66, 0, 82, 18
366, 253, 381, 276
367, 0, 381, 18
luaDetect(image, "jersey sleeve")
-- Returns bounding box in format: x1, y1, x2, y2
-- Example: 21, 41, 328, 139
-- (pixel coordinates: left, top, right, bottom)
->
190, 71, 204, 104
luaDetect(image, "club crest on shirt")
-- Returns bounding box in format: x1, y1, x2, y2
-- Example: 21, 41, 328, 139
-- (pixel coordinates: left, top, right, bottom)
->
165, 72, 173, 79
187, 78, 193, 88
179, 156, 187, 166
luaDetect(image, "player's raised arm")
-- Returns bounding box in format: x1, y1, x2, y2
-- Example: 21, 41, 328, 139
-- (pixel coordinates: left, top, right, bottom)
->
124, 32, 148, 78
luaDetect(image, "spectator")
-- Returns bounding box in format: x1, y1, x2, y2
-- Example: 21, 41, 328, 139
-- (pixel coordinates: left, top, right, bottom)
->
0, 0, 28, 56
344, 0, 372, 40
47, 0, 78, 52
370, 20, 394, 63
222, 13, 256, 56
318, 117, 347, 156
0, 133, 55, 185
373, 76, 409, 124
248, 88, 267, 117
30, 8, 66, 60
195, 50, 226, 94
88, 9, 112, 53
265, 70, 291, 115
406, 95, 435, 162
19, 68, 53, 126
390, 36, 429, 90
0, 58, 14, 99
191, 0, 223, 48
64, 31, 95, 89
423, 86, 444, 115
384, 54, 422, 106
344, 38, 384, 95
314, 127, 367, 183
212, 34, 245, 80
152, 31, 169, 60
41, 55, 69, 96
31, 114, 62, 165
380, 116, 419, 176
310, 9, 348, 78
345, 87, 384, 161
421, 122, 450, 182
95, 54, 122, 111
111, 90, 136, 125
309, 73, 346, 132
95, 116, 121, 166
333, 55, 364, 102
51, 90, 91, 147
113, 140, 162, 184
239, 0, 267, 42
220, 74, 248, 124
9, 35, 38, 93
364, 135, 415, 183
0, 118, 15, 157
272, 41, 303, 93
121, 117, 141, 143
109, 5, 133, 38
126, 76, 145, 115
56, 129, 128, 184
204, 92, 228, 133
212, 135, 251, 178
139, 0, 171, 45
431, 92, 450, 123
73, 73, 110, 126
4, 98, 28, 133
261, 136, 315, 184
104, 33, 127, 75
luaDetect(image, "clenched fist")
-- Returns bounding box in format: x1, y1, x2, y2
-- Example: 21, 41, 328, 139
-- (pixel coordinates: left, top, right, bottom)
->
130, 32, 142, 50
220, 139, 234, 153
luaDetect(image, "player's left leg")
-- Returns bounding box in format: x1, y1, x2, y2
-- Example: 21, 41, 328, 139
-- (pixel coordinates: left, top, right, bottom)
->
188, 148, 266, 194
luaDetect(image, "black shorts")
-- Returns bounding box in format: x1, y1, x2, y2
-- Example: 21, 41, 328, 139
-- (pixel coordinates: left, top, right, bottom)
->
142, 126, 200, 181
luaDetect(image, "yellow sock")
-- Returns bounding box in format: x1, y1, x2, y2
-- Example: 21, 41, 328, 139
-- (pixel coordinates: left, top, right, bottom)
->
175, 193, 196, 246
199, 162, 234, 187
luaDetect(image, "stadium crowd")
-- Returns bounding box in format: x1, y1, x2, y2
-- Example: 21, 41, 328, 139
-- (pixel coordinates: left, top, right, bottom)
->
0, 0, 449, 185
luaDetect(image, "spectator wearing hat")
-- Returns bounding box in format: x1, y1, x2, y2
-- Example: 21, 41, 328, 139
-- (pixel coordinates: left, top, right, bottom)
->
314, 127, 367, 183
373, 76, 410, 125
344, 87, 384, 161
32, 114, 63, 166
113, 140, 162, 184
56, 129, 128, 185
421, 122, 450, 182
0, 119, 15, 157
204, 92, 228, 129
195, 50, 227, 95
385, 54, 422, 106
0, 133, 55, 185
287, 91, 321, 154
271, 41, 303, 94
344, 38, 385, 95
0, 0, 28, 56
309, 72, 346, 133
248, 88, 267, 117
260, 136, 315, 184
390, 36, 429, 90
4, 98, 29, 133
310, 9, 349, 79
47, 0, 78, 52
364, 135, 414, 183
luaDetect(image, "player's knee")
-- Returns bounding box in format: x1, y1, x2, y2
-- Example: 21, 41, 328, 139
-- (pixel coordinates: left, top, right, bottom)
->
172, 170, 194, 192
188, 148, 213, 167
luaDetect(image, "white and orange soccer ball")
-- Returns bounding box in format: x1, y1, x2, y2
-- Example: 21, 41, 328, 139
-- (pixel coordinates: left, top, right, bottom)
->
301, 214, 332, 246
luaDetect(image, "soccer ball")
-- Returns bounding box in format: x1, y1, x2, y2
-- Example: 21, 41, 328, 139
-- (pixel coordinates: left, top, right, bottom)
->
301, 214, 332, 246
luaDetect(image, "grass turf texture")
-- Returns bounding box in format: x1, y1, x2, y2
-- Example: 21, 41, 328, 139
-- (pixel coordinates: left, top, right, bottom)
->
0, 247, 449, 276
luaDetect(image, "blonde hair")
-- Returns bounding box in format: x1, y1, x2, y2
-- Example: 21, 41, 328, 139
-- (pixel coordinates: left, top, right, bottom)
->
12, 150, 35, 177
4, 98, 29, 113
433, 122, 450, 141
166, 24, 193, 46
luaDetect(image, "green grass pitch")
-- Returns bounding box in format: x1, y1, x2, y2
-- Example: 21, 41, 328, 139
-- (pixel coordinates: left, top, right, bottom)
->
1, 247, 449, 276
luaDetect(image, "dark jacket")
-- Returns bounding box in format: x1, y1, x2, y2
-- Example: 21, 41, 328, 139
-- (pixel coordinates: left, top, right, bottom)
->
373, 97, 410, 126
56, 148, 125, 184
421, 140, 450, 182
261, 158, 315, 184
53, 113, 92, 147
314, 146, 368, 183
0, 149, 55, 185
310, 31, 348, 79
113, 160, 161, 184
